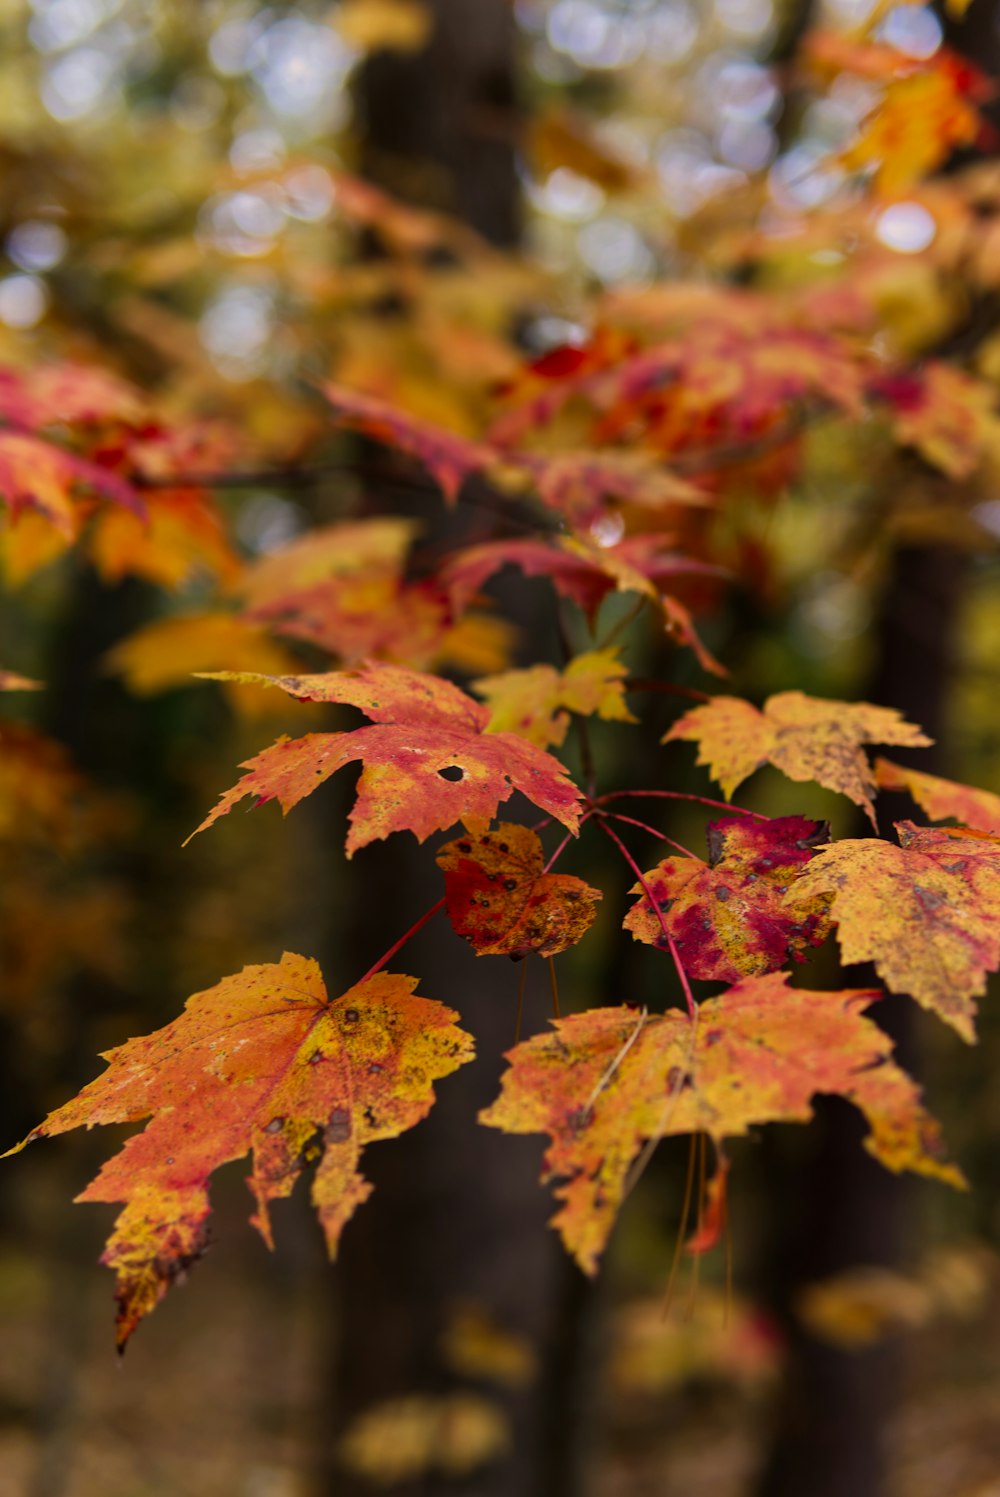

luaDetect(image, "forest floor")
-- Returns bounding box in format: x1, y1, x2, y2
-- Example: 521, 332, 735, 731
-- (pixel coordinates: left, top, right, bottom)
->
2, 1154, 999, 1497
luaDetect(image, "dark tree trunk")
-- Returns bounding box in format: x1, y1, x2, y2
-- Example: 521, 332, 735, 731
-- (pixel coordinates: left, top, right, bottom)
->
757, 0, 1000, 1481
320, 10, 596, 1495
356, 0, 520, 247
756, 547, 968, 1497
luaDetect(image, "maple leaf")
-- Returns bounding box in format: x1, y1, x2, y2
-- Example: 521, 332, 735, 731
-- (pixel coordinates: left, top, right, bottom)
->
803, 28, 921, 82
5, 952, 473, 1347
436, 822, 601, 958
325, 167, 488, 259
531, 105, 644, 193
235, 518, 459, 668
788, 821, 1000, 1042
661, 594, 727, 678
841, 67, 981, 197
0, 431, 143, 538
443, 535, 717, 621
512, 449, 707, 526
0, 723, 92, 849
0, 362, 146, 431
684, 1157, 730, 1256
237, 518, 419, 611
87, 488, 241, 591
0, 670, 41, 691
594, 326, 866, 444
473, 649, 636, 749
871, 363, 1000, 480
321, 383, 493, 503
487, 332, 631, 449
624, 815, 833, 982
188, 662, 583, 855
480, 973, 962, 1274
250, 574, 455, 668
665, 692, 930, 824
339, 1393, 510, 1483
105, 614, 302, 717
875, 758, 1000, 834
335, 0, 433, 54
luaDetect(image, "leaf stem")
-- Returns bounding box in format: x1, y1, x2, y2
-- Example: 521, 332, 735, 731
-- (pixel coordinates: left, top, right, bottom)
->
357, 896, 447, 986
688, 1133, 706, 1318
626, 676, 712, 705
547, 956, 561, 1020
605, 811, 696, 860
593, 788, 767, 820
543, 808, 593, 873
595, 813, 698, 1022
597, 594, 647, 651
664, 1132, 699, 1318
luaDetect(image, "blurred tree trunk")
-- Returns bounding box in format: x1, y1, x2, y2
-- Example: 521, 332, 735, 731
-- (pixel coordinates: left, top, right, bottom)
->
356, 0, 520, 245
758, 0, 999, 1485
320, 9, 596, 1496
756, 546, 968, 1497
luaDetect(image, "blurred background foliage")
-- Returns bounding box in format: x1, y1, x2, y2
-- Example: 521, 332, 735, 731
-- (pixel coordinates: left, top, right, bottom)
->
2, 0, 1000, 1493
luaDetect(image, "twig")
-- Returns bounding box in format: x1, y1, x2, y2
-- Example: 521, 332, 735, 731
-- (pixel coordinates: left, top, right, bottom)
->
357, 896, 447, 985
595, 813, 698, 1021
605, 810, 696, 859
594, 788, 767, 820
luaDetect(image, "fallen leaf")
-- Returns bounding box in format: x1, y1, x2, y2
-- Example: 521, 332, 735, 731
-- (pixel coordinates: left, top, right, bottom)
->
339, 1393, 509, 1483
797, 1266, 932, 1349
610, 1290, 781, 1393
440, 1303, 537, 1388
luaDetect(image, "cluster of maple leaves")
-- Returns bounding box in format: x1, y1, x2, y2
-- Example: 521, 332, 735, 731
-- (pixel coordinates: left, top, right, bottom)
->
3, 6, 1000, 1352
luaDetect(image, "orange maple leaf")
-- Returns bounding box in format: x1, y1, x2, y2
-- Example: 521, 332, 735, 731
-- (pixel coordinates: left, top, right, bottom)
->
251, 574, 454, 667
6, 952, 473, 1347
237, 517, 418, 610
789, 821, 1000, 1042
875, 758, 1000, 834
665, 691, 930, 824
188, 662, 583, 855
871, 363, 1000, 480
481, 973, 962, 1274
105, 613, 302, 717
511, 448, 706, 526
842, 68, 982, 196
